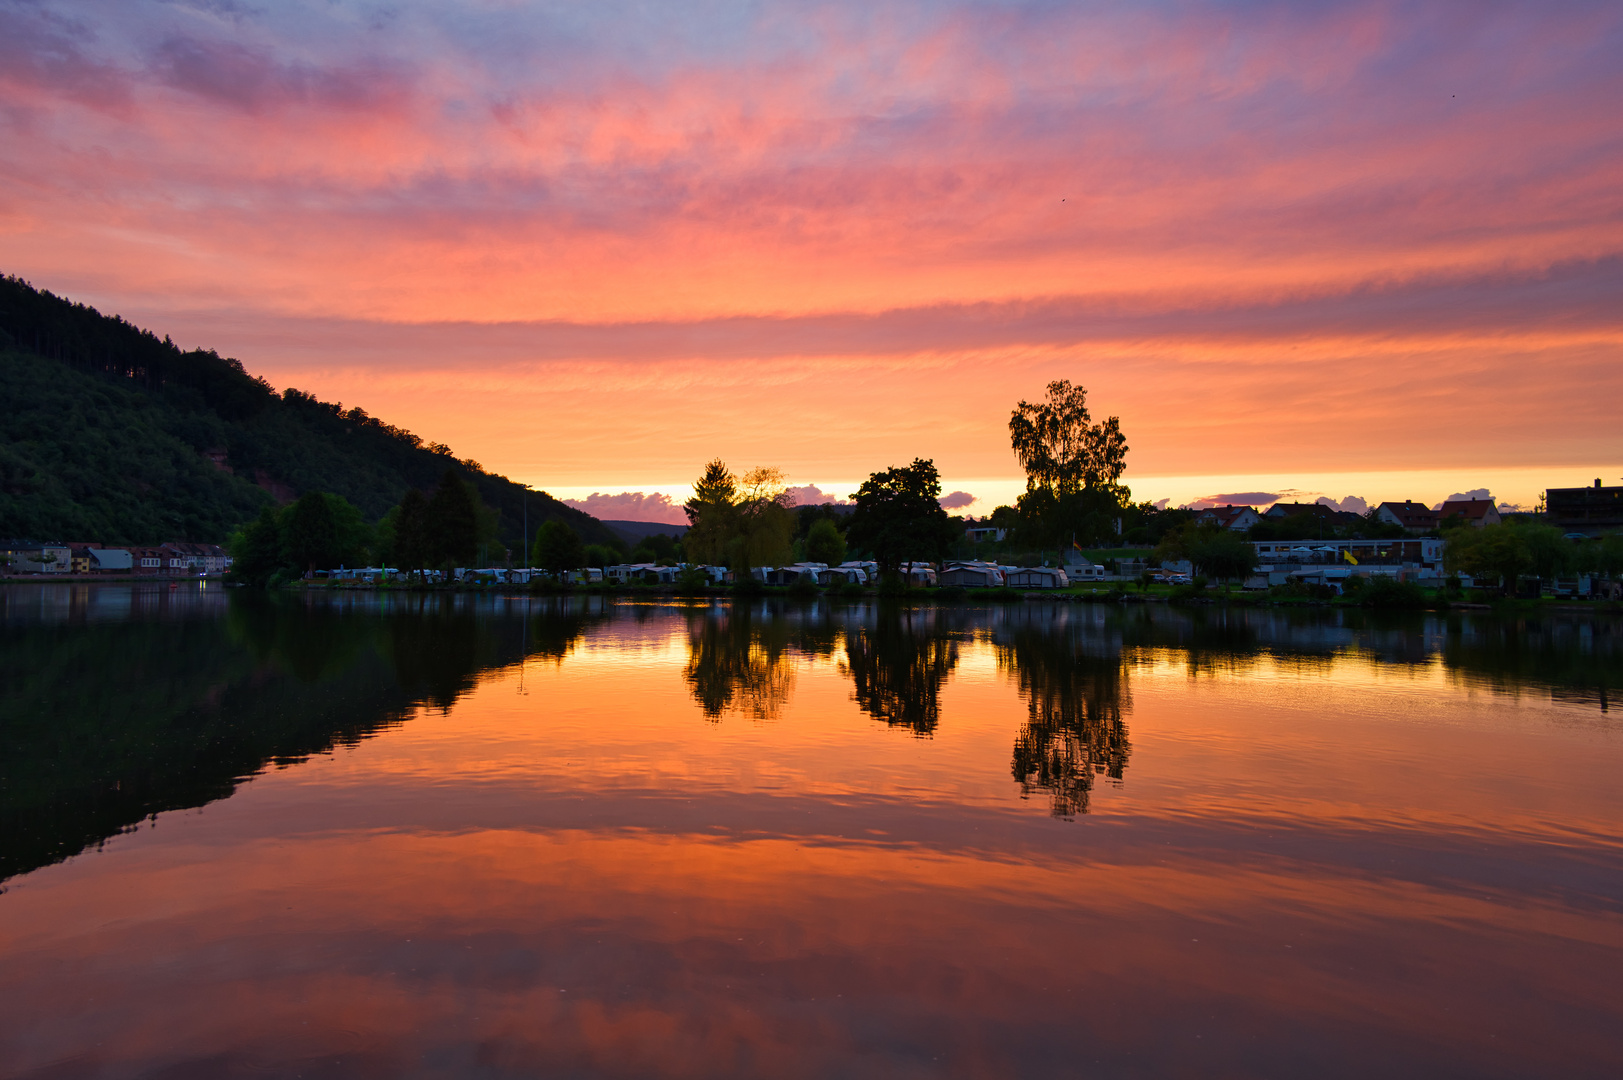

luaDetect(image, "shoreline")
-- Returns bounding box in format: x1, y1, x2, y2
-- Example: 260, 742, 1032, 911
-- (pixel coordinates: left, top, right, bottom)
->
4, 576, 1615, 613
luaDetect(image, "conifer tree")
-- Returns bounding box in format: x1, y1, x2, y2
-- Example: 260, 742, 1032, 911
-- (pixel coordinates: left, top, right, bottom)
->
425, 469, 478, 570
393, 488, 430, 575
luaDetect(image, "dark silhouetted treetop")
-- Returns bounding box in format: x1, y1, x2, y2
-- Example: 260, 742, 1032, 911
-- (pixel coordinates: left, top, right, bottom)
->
426, 469, 480, 570
1008, 380, 1131, 549
845, 459, 958, 575
534, 519, 586, 573
1009, 379, 1128, 497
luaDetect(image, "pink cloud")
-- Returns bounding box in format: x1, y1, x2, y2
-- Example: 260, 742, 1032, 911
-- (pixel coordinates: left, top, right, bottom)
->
2, 1, 1619, 490
938, 491, 977, 510
560, 491, 686, 525
786, 484, 849, 507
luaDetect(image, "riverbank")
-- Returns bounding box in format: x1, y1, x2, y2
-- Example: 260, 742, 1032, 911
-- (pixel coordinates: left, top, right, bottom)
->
199, 577, 1623, 613
7, 574, 1617, 612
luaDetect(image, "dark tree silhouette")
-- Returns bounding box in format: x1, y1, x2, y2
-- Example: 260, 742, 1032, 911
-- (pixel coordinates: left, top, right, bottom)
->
425, 468, 479, 570
393, 488, 430, 575
845, 459, 959, 577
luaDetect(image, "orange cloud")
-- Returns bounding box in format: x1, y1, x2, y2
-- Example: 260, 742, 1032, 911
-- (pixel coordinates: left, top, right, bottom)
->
1, 1, 1619, 491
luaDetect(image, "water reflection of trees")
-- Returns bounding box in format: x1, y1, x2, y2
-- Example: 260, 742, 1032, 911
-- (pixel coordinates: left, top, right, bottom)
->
0, 592, 605, 884
1435, 613, 1620, 711
994, 607, 1132, 817
841, 606, 964, 736
684, 604, 798, 721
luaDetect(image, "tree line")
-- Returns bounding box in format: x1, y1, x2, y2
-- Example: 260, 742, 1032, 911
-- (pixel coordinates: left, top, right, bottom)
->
230, 469, 495, 585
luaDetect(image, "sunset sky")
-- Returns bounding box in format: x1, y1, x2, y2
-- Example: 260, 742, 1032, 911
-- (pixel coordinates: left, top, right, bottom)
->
4, 0, 1619, 520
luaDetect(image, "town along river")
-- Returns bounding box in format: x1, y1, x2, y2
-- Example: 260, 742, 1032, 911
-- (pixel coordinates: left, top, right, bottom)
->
1, 584, 1620, 1079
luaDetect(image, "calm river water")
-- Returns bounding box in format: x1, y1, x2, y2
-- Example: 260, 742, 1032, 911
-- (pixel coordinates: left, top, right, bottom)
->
1, 584, 1620, 1078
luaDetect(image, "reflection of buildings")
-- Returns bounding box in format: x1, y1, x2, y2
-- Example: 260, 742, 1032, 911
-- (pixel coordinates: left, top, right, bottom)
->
994, 607, 1132, 817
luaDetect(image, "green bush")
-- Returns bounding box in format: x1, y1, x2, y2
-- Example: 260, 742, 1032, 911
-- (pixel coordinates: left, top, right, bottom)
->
674, 567, 710, 595
787, 576, 820, 599
1361, 576, 1425, 609
877, 574, 910, 598
839, 581, 867, 599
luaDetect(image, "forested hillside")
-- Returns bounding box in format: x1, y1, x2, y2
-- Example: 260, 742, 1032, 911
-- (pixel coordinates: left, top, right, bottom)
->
0, 276, 615, 549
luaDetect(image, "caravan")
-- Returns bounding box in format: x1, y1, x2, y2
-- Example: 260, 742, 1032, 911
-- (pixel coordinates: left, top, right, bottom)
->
938, 562, 1001, 588
1005, 566, 1069, 589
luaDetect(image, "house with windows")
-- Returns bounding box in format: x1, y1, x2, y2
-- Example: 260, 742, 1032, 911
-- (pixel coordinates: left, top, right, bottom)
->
6, 542, 73, 573
1374, 501, 1440, 533
1194, 505, 1261, 531
1436, 498, 1500, 529
1262, 502, 1364, 528
1546, 479, 1623, 537
158, 543, 230, 574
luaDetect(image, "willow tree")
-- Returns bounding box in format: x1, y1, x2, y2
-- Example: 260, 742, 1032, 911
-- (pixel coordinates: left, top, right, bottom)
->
732, 466, 795, 572
1008, 380, 1129, 549
683, 460, 793, 572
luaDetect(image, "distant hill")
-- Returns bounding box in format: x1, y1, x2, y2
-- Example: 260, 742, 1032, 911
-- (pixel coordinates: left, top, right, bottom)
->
0, 276, 618, 550
602, 519, 690, 546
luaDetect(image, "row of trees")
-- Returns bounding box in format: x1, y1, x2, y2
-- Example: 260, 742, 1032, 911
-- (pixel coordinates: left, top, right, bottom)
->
230, 469, 493, 585
668, 380, 1131, 578
1446, 523, 1623, 592
676, 458, 960, 578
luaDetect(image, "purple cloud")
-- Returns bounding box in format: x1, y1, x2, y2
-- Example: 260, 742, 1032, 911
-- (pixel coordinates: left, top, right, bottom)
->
1435, 489, 1493, 509
561, 491, 686, 524
151, 35, 406, 112
786, 484, 850, 507
0, 7, 132, 110
938, 491, 977, 510
1201, 492, 1280, 506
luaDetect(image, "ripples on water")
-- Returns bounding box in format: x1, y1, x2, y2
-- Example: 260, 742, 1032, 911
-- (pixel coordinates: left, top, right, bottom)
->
0, 584, 1619, 1078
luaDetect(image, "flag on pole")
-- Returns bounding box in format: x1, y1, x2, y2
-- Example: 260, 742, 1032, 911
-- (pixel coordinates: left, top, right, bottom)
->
1343, 549, 1358, 565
